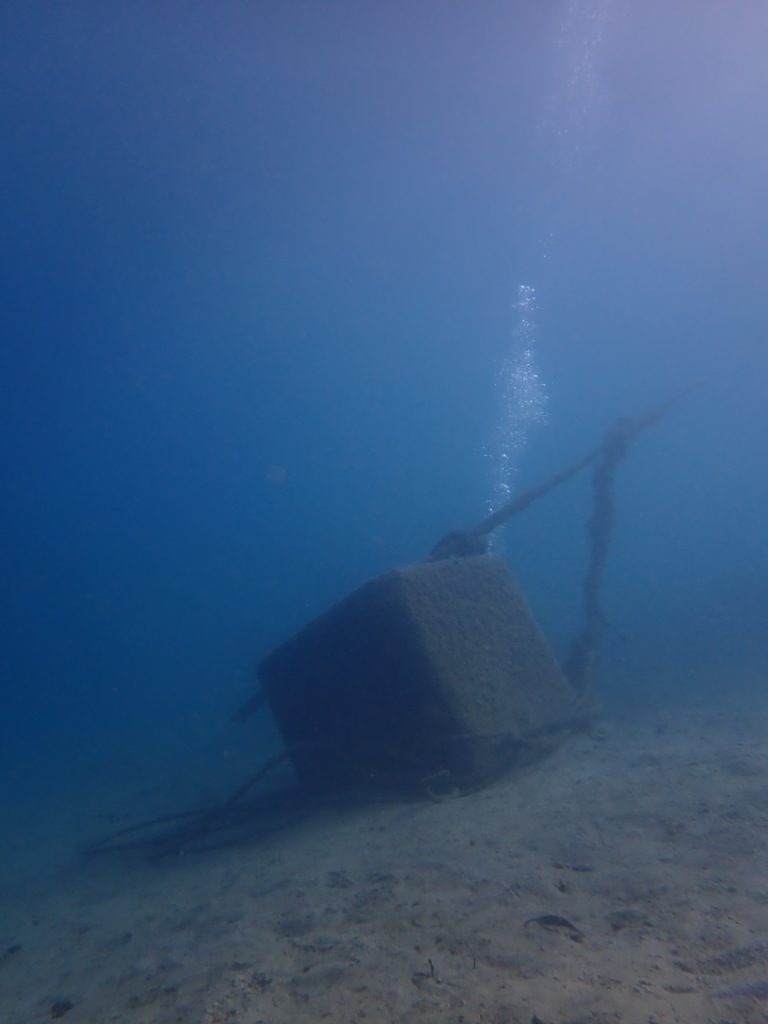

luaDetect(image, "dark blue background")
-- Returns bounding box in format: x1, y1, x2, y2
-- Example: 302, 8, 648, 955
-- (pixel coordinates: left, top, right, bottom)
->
1, 1, 766, 790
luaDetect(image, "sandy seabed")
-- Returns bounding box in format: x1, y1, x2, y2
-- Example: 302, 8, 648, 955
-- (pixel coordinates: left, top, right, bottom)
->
2, 692, 768, 1024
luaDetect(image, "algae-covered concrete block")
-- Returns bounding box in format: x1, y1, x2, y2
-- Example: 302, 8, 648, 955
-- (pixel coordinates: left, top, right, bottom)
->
260, 555, 580, 791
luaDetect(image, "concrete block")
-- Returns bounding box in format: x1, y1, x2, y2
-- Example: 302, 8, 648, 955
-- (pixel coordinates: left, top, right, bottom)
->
260, 555, 580, 792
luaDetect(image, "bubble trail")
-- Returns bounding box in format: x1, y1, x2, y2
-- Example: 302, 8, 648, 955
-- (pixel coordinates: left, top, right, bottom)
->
486, 283, 548, 543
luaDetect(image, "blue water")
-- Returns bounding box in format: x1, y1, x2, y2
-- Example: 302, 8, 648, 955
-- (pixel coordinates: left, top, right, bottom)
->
1, 0, 767, 1009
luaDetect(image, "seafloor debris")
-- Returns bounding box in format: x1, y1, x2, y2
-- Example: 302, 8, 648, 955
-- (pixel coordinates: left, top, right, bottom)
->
49, 999, 74, 1018
523, 913, 584, 942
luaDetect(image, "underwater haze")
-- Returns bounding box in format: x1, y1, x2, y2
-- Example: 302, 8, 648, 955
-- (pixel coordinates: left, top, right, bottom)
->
1, 0, 767, 1010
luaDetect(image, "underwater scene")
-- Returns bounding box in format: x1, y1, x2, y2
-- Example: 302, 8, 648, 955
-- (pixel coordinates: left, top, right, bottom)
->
1, 3, 767, 1022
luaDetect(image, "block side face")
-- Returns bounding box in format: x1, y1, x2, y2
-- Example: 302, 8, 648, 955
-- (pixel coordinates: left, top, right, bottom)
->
396, 556, 577, 741
260, 570, 462, 788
